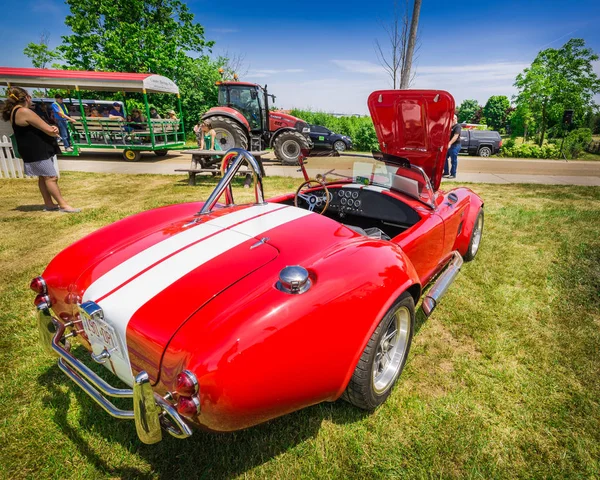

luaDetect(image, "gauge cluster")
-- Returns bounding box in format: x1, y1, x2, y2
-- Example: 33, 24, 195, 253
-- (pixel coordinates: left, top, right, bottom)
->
331, 188, 364, 213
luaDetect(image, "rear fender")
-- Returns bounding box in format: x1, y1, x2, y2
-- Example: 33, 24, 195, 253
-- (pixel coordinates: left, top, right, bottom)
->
158, 236, 420, 431
452, 189, 484, 255
268, 127, 303, 147
335, 257, 421, 400
203, 107, 250, 130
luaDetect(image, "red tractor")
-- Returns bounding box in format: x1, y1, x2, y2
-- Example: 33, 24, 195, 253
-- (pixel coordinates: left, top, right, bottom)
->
202, 81, 312, 165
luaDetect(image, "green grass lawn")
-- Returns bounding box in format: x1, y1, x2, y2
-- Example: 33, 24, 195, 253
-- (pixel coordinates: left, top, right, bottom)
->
0, 173, 599, 479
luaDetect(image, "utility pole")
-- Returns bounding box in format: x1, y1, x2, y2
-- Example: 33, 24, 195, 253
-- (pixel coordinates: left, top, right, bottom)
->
400, 0, 422, 89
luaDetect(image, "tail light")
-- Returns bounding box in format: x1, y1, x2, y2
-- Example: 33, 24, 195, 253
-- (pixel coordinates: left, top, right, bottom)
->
175, 370, 198, 396
177, 396, 200, 416
174, 370, 200, 417
30, 276, 47, 294
34, 294, 51, 310
499, 140, 503, 147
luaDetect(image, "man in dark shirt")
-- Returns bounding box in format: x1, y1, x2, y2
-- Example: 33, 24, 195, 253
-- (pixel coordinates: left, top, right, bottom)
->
444, 114, 462, 179
108, 102, 125, 119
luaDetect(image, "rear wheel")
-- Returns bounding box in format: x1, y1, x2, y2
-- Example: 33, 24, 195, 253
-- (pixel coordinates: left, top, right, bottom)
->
273, 131, 311, 166
463, 208, 484, 261
123, 149, 141, 162
208, 115, 248, 151
333, 140, 347, 152
478, 146, 492, 157
154, 150, 168, 157
342, 293, 415, 410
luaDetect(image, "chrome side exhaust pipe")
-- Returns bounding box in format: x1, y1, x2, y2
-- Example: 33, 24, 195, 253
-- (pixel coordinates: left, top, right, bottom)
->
421, 251, 463, 317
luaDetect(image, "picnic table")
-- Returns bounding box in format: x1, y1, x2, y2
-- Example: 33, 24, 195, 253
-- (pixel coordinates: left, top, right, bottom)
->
176, 149, 268, 186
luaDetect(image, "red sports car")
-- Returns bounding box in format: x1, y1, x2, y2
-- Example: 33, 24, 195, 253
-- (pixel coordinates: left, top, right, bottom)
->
32, 90, 484, 443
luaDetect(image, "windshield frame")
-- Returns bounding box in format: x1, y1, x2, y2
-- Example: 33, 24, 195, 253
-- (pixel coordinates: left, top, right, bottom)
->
314, 153, 437, 210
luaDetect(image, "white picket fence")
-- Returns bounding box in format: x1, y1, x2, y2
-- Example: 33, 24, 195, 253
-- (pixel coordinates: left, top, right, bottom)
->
0, 135, 24, 178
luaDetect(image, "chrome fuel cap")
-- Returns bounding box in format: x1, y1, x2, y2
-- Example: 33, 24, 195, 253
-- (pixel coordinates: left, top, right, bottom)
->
277, 266, 311, 294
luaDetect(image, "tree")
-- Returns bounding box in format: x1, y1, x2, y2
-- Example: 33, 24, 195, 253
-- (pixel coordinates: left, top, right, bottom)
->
457, 99, 480, 123
510, 102, 534, 140
58, 0, 218, 131
514, 38, 600, 146
483, 95, 511, 131
374, 0, 420, 89
23, 31, 61, 69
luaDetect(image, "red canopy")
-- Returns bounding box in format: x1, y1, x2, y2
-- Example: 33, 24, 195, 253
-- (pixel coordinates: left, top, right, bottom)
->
0, 67, 179, 94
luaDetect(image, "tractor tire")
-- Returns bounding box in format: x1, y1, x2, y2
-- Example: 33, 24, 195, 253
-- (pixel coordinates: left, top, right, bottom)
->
273, 131, 311, 166
154, 150, 169, 157
208, 115, 248, 151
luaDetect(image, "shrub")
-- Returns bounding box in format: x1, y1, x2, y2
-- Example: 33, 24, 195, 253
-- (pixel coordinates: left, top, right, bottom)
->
499, 142, 560, 159
503, 138, 515, 149
354, 122, 380, 152
563, 128, 593, 159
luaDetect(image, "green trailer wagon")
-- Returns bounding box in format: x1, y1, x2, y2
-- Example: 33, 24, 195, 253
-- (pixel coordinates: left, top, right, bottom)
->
0, 67, 186, 161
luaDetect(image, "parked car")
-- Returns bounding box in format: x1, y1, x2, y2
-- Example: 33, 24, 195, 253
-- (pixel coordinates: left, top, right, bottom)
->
31, 89, 483, 444
459, 128, 502, 157
308, 124, 353, 152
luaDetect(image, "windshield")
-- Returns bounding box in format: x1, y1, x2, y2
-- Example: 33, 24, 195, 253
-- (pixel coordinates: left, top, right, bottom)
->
311, 157, 436, 208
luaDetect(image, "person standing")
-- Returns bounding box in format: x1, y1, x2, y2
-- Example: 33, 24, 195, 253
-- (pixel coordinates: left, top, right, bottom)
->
444, 114, 462, 179
51, 94, 76, 152
2, 87, 80, 213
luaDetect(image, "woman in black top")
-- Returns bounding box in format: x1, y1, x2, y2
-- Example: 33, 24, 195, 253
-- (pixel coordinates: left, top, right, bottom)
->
2, 87, 80, 213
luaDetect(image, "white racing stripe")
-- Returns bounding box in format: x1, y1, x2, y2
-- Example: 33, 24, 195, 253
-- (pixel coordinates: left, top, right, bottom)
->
82, 204, 312, 385
84, 203, 284, 302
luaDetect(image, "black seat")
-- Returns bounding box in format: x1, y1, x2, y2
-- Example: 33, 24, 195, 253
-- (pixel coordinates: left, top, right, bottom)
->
344, 225, 390, 241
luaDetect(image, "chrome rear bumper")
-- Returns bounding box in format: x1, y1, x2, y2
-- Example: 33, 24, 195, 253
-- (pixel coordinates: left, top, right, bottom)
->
37, 309, 192, 444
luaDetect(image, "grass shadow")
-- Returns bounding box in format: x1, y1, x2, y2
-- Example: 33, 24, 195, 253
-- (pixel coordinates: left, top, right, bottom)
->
12, 205, 49, 212
38, 363, 368, 479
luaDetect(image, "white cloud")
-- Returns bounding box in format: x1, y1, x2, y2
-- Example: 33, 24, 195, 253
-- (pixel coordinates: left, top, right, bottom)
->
246, 68, 305, 78
268, 61, 532, 114
331, 60, 386, 75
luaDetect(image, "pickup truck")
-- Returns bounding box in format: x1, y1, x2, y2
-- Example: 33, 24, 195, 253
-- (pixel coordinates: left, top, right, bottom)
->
459, 129, 502, 157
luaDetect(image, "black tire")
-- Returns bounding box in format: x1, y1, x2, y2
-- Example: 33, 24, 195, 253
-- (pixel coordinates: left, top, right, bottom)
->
463, 208, 484, 262
154, 149, 168, 157
207, 115, 248, 151
122, 149, 141, 162
333, 140, 347, 152
342, 292, 415, 410
478, 146, 492, 157
273, 131, 311, 166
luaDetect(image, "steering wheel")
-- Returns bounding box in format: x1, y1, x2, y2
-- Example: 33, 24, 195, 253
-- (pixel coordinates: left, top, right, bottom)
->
294, 180, 330, 214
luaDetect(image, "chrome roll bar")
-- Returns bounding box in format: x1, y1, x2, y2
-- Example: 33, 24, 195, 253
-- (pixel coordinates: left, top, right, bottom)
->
199, 148, 265, 215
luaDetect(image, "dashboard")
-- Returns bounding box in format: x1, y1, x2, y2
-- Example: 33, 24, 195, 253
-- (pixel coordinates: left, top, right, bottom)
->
319, 186, 421, 226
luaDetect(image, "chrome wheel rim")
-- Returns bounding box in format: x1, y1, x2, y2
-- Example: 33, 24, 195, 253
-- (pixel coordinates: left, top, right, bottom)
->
334, 141, 346, 152
281, 139, 300, 160
470, 213, 483, 256
480, 148, 491, 157
372, 306, 411, 394
214, 128, 236, 150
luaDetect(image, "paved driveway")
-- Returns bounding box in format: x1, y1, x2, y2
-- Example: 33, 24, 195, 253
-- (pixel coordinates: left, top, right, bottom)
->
57, 150, 600, 186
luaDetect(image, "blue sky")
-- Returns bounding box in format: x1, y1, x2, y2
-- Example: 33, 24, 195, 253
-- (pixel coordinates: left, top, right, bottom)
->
1, 0, 599, 114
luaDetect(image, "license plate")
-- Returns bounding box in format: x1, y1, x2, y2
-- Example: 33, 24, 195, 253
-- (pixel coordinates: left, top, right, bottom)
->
81, 316, 123, 358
